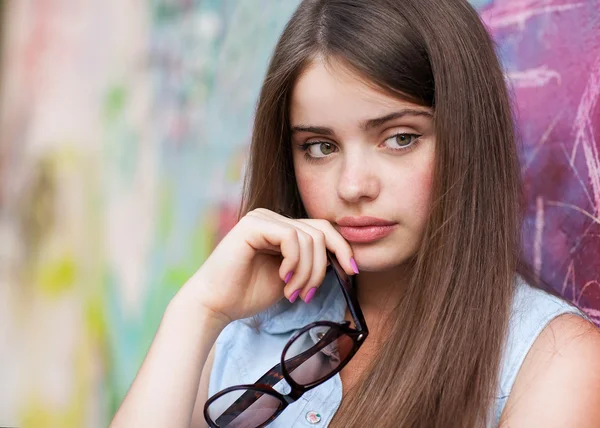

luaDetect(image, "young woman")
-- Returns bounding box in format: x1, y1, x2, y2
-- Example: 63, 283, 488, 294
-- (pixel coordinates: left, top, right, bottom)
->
110, 0, 600, 427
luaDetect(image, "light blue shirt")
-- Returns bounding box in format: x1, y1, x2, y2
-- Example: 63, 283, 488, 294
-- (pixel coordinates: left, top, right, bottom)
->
208, 270, 586, 427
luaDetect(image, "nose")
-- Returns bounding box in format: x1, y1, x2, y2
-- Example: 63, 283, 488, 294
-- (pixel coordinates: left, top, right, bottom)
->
336, 151, 380, 203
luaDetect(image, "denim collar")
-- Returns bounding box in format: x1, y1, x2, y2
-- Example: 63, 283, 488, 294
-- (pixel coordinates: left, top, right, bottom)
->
247, 268, 347, 335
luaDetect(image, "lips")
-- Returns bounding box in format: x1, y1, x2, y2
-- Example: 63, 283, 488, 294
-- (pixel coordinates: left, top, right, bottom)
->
336, 216, 397, 227
336, 216, 398, 243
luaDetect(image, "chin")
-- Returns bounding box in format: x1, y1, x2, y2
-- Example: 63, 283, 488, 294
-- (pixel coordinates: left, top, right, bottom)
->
350, 241, 416, 272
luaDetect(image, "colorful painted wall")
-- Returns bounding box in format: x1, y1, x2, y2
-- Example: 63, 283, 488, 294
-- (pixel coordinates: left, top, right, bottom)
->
0, 1, 598, 427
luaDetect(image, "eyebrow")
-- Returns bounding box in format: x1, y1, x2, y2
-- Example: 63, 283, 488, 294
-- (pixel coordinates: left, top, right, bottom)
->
291, 108, 433, 136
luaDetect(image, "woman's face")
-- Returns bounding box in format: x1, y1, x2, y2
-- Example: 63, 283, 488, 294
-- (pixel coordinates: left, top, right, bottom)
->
290, 59, 435, 271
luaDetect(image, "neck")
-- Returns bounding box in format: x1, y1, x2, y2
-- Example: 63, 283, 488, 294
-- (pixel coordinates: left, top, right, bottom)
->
346, 263, 411, 340
356, 268, 407, 308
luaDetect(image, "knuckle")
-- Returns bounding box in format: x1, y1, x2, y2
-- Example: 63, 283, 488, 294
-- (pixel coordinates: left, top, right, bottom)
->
313, 230, 326, 245
296, 229, 312, 244
311, 270, 327, 289
304, 218, 324, 229
305, 231, 316, 246
239, 213, 257, 226
317, 218, 333, 229
288, 252, 300, 265
248, 208, 266, 218
285, 252, 300, 268
285, 227, 298, 241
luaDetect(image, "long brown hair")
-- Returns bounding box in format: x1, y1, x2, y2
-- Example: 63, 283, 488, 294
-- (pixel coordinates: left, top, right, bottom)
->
240, 0, 527, 426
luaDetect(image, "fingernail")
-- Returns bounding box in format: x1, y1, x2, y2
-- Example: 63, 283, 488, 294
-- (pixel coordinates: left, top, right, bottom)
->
284, 271, 294, 284
350, 257, 359, 274
304, 287, 317, 304
289, 289, 300, 303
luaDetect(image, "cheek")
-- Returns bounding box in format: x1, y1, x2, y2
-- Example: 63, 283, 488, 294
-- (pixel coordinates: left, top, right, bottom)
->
295, 171, 331, 217
392, 153, 435, 230
411, 163, 435, 231
413, 166, 434, 215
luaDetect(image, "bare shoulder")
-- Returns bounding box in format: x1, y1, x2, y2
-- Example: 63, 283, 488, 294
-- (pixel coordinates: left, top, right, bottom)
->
499, 313, 600, 427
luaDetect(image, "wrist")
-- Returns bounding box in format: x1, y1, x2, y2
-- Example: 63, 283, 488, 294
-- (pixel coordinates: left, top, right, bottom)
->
167, 288, 231, 334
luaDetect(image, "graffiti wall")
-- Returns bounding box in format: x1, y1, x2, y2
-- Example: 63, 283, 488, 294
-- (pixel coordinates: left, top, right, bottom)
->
0, 1, 598, 427
478, 0, 600, 320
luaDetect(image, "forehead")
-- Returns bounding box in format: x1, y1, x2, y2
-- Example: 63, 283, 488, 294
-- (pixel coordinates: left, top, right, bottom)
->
290, 59, 427, 124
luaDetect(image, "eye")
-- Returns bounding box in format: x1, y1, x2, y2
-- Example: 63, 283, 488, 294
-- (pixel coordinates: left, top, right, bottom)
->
302, 141, 338, 158
383, 133, 421, 151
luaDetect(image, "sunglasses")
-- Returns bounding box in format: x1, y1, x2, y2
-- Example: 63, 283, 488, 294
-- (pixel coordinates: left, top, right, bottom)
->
203, 251, 368, 428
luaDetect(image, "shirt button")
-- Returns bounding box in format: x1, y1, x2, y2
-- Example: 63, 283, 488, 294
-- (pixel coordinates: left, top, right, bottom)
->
305, 411, 322, 424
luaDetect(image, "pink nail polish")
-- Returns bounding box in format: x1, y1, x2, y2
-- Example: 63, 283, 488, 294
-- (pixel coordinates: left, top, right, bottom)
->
289, 289, 300, 303
304, 287, 317, 304
284, 271, 294, 284
350, 257, 359, 274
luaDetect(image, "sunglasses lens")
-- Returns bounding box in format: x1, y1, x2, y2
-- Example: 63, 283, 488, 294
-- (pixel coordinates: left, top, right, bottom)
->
282, 325, 354, 387
206, 388, 283, 428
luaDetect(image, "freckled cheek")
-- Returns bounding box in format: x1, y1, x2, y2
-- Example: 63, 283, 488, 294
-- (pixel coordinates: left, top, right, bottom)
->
294, 171, 332, 218
390, 157, 434, 227
408, 164, 435, 227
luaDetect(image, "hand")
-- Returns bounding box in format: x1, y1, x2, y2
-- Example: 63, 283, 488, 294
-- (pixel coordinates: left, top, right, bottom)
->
179, 208, 357, 326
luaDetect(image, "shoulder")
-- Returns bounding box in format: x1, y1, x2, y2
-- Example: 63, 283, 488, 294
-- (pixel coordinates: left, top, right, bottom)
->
499, 313, 600, 427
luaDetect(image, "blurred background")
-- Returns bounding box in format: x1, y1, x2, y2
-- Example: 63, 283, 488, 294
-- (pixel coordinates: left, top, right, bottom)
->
0, 0, 598, 427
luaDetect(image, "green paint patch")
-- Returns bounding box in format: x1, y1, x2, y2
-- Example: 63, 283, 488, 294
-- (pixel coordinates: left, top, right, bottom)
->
163, 265, 196, 291
36, 255, 77, 296
104, 85, 127, 123
153, 3, 180, 22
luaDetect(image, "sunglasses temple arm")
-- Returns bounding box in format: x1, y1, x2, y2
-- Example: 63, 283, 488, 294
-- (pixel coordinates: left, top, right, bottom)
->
340, 275, 368, 334
326, 250, 368, 334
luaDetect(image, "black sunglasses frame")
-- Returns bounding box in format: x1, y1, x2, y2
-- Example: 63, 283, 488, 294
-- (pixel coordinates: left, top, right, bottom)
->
203, 250, 368, 428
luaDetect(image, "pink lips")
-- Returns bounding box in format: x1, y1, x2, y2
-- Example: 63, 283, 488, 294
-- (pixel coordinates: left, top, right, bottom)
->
336, 216, 398, 243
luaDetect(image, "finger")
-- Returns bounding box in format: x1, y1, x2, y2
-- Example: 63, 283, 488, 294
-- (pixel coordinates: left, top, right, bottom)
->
293, 223, 328, 300
240, 214, 301, 296
286, 227, 315, 298
280, 223, 328, 295
248, 209, 316, 302
251, 210, 328, 299
272, 220, 328, 301
255, 209, 357, 276
297, 218, 357, 276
